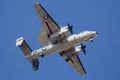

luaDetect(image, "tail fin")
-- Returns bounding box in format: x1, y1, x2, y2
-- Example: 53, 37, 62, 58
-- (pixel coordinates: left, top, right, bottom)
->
16, 37, 39, 71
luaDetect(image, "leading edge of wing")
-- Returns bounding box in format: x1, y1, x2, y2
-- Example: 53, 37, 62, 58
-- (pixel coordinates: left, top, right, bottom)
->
76, 55, 86, 75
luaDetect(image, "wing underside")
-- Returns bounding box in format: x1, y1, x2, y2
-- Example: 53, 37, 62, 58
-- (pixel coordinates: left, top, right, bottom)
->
60, 47, 86, 75
68, 55, 86, 75
34, 3, 60, 36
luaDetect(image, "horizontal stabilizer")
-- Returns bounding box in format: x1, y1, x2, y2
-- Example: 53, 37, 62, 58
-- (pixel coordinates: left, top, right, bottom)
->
16, 37, 32, 56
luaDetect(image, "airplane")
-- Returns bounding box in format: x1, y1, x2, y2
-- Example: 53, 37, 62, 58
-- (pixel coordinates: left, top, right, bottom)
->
16, 3, 98, 76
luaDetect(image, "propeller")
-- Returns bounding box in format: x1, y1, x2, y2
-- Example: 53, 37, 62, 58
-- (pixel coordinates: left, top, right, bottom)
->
81, 43, 86, 55
67, 23, 73, 34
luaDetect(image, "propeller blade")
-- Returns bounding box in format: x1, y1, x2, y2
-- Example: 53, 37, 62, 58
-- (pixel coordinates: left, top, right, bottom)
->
67, 23, 73, 34
81, 44, 86, 55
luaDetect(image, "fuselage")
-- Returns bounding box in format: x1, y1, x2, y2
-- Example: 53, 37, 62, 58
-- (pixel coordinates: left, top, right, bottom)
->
26, 30, 98, 59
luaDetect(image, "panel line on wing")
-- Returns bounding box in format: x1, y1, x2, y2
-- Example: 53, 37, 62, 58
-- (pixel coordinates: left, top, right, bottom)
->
44, 21, 53, 34
38, 4, 60, 29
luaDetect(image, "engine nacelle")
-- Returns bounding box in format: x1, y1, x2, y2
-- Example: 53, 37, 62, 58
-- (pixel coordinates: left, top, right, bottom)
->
49, 27, 70, 43
60, 46, 82, 58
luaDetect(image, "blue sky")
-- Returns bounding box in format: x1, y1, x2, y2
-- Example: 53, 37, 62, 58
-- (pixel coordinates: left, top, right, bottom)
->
0, 0, 120, 80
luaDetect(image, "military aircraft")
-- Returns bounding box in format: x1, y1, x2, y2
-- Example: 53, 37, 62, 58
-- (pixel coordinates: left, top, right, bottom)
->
16, 3, 98, 75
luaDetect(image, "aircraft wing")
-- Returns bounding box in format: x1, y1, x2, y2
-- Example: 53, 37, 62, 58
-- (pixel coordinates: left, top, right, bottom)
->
60, 48, 86, 75
34, 3, 60, 37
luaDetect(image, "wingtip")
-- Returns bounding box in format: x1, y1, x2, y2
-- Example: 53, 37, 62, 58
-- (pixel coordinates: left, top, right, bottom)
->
34, 3, 42, 7
16, 37, 24, 47
35, 3, 39, 5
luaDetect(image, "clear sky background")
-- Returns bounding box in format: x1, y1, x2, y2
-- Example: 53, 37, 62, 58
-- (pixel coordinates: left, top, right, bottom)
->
0, 0, 120, 80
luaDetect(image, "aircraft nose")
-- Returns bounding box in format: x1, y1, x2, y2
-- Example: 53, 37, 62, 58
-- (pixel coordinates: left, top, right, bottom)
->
92, 31, 98, 37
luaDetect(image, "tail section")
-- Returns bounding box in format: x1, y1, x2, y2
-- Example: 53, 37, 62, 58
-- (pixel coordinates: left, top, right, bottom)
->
16, 37, 39, 71
16, 37, 32, 56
